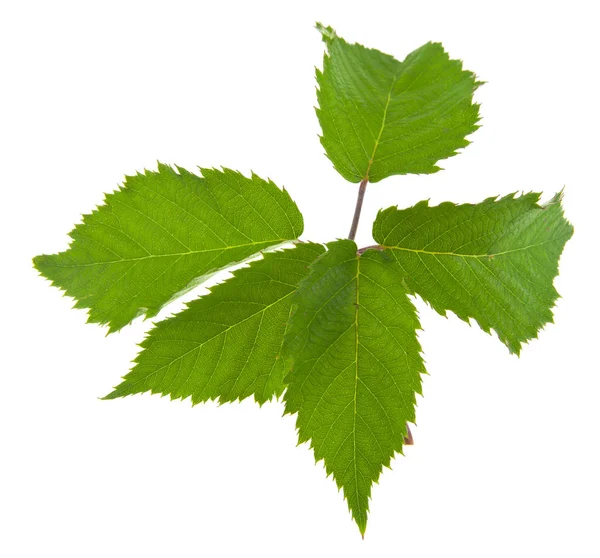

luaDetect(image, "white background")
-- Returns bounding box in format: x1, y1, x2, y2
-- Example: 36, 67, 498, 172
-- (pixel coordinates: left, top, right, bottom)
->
1, 1, 598, 556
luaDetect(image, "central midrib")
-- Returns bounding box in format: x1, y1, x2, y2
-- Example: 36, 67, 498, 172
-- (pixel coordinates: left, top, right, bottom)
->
364, 73, 398, 181
352, 254, 361, 518
384, 235, 570, 259
46, 239, 289, 268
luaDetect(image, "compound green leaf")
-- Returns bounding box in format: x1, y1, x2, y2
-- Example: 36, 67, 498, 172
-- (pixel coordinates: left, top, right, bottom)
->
315, 23, 481, 183
283, 239, 424, 535
373, 192, 573, 354
33, 164, 304, 332
104, 243, 324, 405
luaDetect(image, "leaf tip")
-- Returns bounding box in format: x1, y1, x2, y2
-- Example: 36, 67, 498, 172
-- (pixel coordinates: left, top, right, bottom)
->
356, 518, 367, 539
32, 254, 44, 272
315, 22, 336, 43
100, 389, 120, 401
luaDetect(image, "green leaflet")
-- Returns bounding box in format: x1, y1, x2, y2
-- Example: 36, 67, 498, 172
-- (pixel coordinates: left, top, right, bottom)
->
283, 240, 424, 535
33, 164, 303, 332
104, 243, 324, 405
373, 192, 574, 354
316, 23, 481, 183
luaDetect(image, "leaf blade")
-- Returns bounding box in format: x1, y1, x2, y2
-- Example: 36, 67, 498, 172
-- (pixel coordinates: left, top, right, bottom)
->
283, 240, 424, 534
316, 24, 481, 183
104, 243, 325, 404
33, 165, 304, 332
373, 192, 574, 353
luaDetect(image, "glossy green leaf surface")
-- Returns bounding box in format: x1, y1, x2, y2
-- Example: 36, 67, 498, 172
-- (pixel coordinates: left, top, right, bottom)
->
283, 240, 424, 535
373, 192, 573, 353
34, 164, 303, 332
105, 243, 324, 404
316, 23, 481, 183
